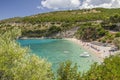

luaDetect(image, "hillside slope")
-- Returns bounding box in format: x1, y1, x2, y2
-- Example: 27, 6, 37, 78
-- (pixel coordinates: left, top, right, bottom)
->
0, 8, 120, 39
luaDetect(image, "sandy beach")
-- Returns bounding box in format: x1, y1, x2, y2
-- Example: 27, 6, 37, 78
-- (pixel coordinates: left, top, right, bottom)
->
65, 38, 119, 61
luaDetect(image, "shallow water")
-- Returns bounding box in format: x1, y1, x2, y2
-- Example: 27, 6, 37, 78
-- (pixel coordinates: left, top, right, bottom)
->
17, 39, 100, 72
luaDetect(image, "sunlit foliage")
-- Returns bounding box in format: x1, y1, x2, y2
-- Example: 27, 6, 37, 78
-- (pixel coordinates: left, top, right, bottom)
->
57, 54, 120, 80
0, 28, 53, 80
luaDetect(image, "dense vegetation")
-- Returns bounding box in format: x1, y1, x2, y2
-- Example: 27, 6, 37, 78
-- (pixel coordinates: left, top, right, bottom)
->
0, 8, 120, 38
75, 13, 120, 43
0, 28, 53, 80
57, 61, 81, 80
1, 8, 120, 23
75, 23, 107, 41
57, 54, 120, 80
101, 14, 120, 31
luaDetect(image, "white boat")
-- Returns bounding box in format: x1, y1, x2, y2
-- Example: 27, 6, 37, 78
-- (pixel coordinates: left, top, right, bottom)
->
80, 52, 90, 57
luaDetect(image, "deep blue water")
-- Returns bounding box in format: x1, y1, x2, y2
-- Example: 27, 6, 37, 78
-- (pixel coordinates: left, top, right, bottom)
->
17, 39, 99, 72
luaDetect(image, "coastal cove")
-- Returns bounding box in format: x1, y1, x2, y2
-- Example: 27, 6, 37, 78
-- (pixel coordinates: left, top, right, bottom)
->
1, 1, 120, 78
17, 38, 100, 72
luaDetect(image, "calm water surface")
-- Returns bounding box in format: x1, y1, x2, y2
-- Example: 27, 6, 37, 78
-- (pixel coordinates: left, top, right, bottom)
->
17, 39, 100, 72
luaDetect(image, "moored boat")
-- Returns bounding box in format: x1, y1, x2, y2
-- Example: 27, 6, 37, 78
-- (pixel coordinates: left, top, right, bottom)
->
80, 52, 90, 57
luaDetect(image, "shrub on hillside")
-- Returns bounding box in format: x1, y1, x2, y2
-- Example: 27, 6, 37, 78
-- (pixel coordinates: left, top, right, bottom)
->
76, 24, 106, 41
115, 32, 120, 37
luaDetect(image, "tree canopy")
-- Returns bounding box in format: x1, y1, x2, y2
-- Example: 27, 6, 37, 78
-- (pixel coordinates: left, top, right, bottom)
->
0, 28, 53, 80
57, 54, 120, 80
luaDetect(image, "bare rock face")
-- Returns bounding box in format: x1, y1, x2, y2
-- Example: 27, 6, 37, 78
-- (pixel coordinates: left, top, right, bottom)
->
48, 27, 79, 39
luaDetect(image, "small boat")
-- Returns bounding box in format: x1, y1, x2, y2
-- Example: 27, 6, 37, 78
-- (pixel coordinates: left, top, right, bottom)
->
80, 52, 90, 57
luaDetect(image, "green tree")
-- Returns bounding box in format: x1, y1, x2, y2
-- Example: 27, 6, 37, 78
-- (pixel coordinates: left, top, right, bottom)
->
109, 14, 120, 23
57, 61, 81, 80
57, 54, 120, 80
0, 28, 54, 80
76, 23, 106, 41
115, 32, 120, 37
83, 55, 120, 80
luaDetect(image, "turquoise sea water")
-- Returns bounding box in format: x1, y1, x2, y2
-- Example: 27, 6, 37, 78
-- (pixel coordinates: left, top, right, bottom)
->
17, 39, 99, 72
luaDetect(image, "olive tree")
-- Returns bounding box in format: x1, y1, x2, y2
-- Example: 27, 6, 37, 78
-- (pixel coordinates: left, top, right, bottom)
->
0, 28, 53, 80
57, 61, 81, 80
